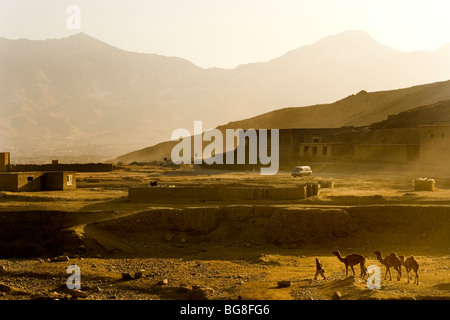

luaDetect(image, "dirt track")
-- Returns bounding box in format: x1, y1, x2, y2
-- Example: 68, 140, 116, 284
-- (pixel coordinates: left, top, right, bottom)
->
0, 164, 449, 300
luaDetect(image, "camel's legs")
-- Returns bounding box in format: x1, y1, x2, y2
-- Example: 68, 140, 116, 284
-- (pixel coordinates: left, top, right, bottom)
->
396, 266, 401, 281
360, 263, 367, 278
350, 265, 355, 276
385, 267, 391, 280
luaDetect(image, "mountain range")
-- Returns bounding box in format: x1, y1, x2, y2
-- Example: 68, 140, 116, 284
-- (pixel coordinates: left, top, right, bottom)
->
1, 30, 449, 162
114, 80, 450, 163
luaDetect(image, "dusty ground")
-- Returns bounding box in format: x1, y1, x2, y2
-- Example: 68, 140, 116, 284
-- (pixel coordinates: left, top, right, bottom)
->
0, 163, 449, 301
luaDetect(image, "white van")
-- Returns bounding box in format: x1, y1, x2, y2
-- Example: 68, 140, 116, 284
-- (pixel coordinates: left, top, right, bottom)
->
291, 166, 312, 177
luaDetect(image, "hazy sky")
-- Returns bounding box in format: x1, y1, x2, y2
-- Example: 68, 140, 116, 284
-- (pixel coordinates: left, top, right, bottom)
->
1, 0, 450, 68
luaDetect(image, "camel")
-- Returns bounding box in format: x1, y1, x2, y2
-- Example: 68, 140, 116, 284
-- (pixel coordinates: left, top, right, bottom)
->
374, 251, 402, 281
332, 251, 367, 278
399, 255, 419, 285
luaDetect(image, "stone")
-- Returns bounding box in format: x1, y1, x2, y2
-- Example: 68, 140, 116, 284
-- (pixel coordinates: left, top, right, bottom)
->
332, 291, 342, 300
157, 279, 169, 286
89, 286, 102, 293
48, 291, 61, 299
69, 289, 88, 298
277, 281, 291, 288
53, 256, 70, 262
134, 271, 143, 279
121, 272, 133, 280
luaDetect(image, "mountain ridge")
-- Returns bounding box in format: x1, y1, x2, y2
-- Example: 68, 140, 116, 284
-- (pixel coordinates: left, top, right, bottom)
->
1, 30, 449, 161
114, 79, 450, 163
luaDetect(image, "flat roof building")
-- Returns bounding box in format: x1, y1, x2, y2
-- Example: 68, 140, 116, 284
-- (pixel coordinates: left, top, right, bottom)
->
419, 125, 450, 164
0, 171, 76, 192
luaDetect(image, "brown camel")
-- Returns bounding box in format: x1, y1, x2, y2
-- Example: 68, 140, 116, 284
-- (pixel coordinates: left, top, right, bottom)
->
399, 255, 419, 285
332, 251, 367, 278
374, 251, 402, 281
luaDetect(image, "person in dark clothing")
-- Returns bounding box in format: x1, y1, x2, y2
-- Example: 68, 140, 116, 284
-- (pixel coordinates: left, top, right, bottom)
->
314, 258, 326, 280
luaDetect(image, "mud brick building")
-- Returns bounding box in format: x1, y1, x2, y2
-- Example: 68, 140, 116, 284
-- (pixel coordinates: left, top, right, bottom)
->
276, 128, 420, 165
419, 125, 450, 164
0, 171, 76, 192
0, 152, 10, 172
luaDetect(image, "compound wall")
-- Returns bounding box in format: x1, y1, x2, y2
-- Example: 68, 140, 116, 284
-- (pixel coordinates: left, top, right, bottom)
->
10, 163, 113, 172
129, 184, 319, 203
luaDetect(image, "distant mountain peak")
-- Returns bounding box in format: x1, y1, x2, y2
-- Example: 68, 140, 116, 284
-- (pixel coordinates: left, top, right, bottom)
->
67, 32, 93, 38
314, 29, 381, 47
63, 32, 102, 43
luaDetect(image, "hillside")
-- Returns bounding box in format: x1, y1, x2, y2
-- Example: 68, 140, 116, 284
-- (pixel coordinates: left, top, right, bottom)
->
1, 30, 450, 161
370, 99, 450, 129
222, 80, 450, 130
114, 80, 450, 163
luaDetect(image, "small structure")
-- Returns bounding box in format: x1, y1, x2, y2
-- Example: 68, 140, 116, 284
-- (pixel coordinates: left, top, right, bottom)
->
0, 152, 10, 172
419, 125, 450, 164
413, 178, 436, 191
43, 171, 76, 191
0, 172, 44, 191
0, 171, 76, 192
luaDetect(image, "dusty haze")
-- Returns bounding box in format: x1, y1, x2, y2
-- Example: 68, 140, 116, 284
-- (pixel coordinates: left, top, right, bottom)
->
1, 31, 450, 162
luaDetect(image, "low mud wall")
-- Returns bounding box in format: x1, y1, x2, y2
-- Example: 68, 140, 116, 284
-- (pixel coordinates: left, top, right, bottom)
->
128, 185, 319, 202
1, 205, 449, 257
90, 205, 450, 248
9, 163, 114, 172
0, 211, 83, 257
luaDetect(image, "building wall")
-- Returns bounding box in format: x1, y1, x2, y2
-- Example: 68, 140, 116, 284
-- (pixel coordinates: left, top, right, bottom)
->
298, 142, 352, 160
279, 128, 348, 161
0, 172, 76, 192
300, 143, 332, 158
419, 125, 450, 164
0, 152, 10, 172
331, 143, 354, 157
10, 163, 113, 172
353, 144, 417, 163
129, 185, 311, 202
0, 173, 18, 191
44, 171, 77, 191
0, 172, 45, 192
17, 172, 45, 191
